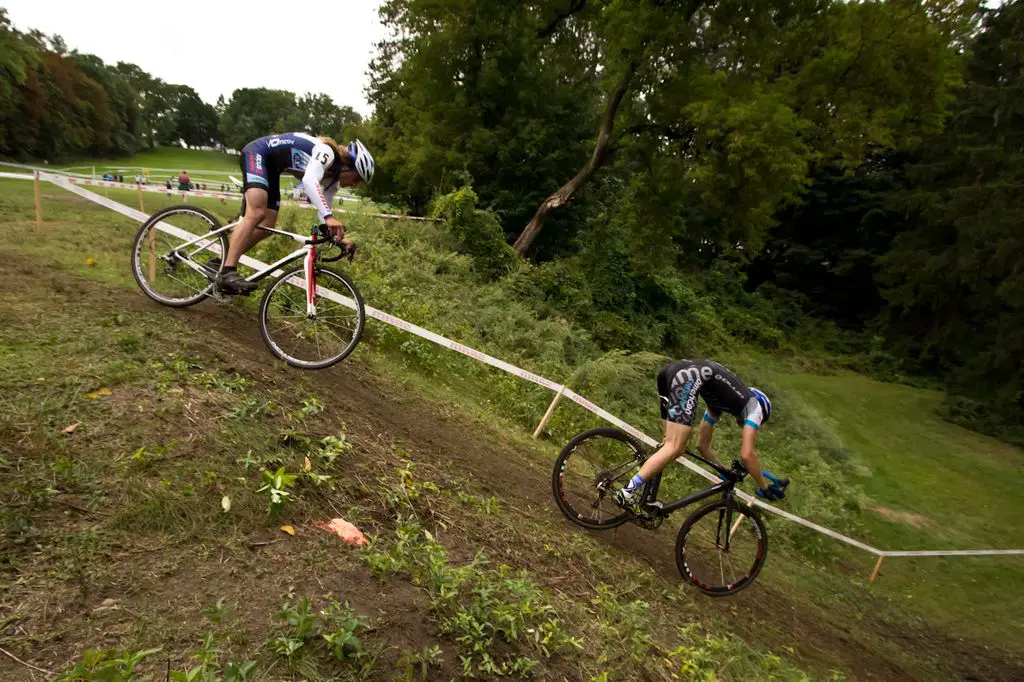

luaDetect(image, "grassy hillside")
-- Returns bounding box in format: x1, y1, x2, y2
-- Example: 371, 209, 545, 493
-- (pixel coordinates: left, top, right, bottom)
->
51, 147, 240, 181
0, 176, 1022, 680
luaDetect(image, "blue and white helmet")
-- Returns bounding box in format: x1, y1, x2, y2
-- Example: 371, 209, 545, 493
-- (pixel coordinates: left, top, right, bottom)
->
348, 139, 374, 184
750, 387, 772, 423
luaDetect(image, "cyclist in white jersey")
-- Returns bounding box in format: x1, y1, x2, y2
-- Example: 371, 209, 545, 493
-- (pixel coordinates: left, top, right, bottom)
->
217, 133, 375, 293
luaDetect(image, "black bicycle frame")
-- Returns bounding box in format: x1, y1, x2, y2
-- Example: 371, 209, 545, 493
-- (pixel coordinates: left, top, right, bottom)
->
639, 448, 744, 550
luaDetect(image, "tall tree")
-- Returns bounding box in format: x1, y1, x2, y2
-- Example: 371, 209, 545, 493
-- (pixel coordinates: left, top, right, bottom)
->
515, 0, 973, 256
879, 1, 1024, 433
172, 86, 220, 147
219, 87, 298, 150
367, 0, 601, 218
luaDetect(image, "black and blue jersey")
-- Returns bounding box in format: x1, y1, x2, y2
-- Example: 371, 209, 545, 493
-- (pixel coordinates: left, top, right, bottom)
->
657, 359, 767, 430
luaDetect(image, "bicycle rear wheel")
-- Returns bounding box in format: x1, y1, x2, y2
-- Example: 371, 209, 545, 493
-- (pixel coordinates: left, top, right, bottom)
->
675, 499, 767, 596
131, 206, 225, 307
551, 427, 645, 530
259, 265, 365, 369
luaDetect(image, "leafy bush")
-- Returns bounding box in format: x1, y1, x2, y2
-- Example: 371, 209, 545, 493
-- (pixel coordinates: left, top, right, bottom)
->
431, 186, 516, 279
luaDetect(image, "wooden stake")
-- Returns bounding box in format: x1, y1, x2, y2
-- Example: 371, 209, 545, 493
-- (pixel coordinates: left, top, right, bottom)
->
869, 556, 885, 584
533, 387, 566, 439
33, 170, 42, 231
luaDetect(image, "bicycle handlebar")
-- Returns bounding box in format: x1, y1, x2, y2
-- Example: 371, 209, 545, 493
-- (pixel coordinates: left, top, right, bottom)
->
306, 224, 335, 245
307, 224, 357, 261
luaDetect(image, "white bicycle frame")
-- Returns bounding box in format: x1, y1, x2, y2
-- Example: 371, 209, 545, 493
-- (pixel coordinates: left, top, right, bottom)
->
162, 217, 327, 315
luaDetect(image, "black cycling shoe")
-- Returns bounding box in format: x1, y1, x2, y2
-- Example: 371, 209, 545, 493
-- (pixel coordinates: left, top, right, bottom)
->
216, 269, 258, 294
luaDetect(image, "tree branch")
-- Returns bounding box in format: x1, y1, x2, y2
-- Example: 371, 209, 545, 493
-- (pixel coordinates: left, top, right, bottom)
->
537, 0, 587, 39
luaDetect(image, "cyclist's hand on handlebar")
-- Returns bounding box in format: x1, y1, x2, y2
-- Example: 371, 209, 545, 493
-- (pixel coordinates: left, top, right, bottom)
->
325, 215, 345, 240
756, 482, 786, 501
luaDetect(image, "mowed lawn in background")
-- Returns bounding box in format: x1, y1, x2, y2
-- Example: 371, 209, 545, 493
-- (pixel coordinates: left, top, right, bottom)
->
1, 175, 1022, 679
773, 371, 1024, 647
51, 147, 240, 181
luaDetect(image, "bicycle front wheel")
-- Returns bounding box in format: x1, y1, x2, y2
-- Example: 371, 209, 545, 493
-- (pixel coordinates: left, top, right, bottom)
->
131, 205, 225, 307
259, 265, 365, 370
675, 499, 767, 596
552, 427, 645, 530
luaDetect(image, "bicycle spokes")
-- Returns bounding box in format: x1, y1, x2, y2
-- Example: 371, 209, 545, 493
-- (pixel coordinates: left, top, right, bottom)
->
132, 207, 225, 307
552, 429, 643, 529
259, 266, 365, 370
676, 501, 767, 596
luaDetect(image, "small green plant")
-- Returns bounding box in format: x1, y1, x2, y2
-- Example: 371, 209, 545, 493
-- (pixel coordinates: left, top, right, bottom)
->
294, 396, 324, 421
123, 444, 169, 470
316, 433, 353, 467
236, 450, 282, 472
257, 467, 297, 516
457, 490, 500, 515
169, 631, 257, 682
377, 461, 439, 514
320, 600, 363, 661
54, 646, 162, 682
398, 644, 444, 681
65, 531, 101, 601
269, 595, 368, 673
201, 597, 232, 625
227, 396, 271, 420
363, 517, 581, 678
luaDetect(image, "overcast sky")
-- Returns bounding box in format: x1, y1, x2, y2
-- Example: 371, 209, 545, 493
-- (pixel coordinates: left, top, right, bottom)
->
1, 0, 387, 116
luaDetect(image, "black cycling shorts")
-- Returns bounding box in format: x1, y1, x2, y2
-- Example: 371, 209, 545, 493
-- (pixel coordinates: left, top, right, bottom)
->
657, 362, 705, 426
239, 140, 281, 212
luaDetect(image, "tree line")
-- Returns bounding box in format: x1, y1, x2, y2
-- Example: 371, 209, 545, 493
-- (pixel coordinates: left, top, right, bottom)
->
0, 9, 362, 159
358, 0, 1022, 441
1, 2, 1019, 440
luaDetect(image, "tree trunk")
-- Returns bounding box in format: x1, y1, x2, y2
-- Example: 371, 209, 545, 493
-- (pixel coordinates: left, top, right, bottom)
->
513, 60, 638, 256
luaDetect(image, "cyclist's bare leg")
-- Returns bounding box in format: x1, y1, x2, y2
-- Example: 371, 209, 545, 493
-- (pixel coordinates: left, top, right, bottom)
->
237, 208, 278, 253
696, 419, 724, 467
225, 189, 272, 267
637, 421, 691, 481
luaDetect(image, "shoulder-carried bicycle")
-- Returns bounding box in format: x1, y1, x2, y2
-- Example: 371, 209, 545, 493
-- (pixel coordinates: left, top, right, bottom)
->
552, 427, 787, 596
130, 205, 365, 370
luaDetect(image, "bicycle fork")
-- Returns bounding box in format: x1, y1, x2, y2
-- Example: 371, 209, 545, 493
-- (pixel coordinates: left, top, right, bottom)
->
304, 241, 317, 317
716, 491, 743, 552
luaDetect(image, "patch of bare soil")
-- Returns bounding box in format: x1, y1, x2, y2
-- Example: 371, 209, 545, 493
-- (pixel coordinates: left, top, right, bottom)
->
870, 504, 933, 530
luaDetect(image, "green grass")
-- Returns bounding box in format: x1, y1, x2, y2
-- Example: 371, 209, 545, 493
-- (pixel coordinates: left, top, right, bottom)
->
771, 371, 1024, 648
2, 175, 1023, 679
51, 146, 240, 179
0, 176, 822, 681
47, 147, 368, 205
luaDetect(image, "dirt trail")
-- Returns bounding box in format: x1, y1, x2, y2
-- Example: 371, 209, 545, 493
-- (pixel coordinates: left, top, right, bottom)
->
166, 285, 1024, 682
3, 251, 1022, 681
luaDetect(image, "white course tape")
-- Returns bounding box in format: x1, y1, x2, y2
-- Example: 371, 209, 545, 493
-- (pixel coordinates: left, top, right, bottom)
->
0, 172, 33, 180
35, 173, 1024, 563
883, 549, 1024, 558
20, 171, 438, 222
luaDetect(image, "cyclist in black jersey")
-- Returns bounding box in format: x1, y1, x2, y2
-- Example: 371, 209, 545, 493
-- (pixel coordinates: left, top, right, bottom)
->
615, 359, 785, 514
217, 133, 374, 293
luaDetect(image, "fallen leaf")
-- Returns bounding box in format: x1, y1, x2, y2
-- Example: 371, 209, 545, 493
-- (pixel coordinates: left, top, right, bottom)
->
315, 518, 369, 547
280, 525, 295, 536
62, 422, 80, 435
303, 456, 312, 471
86, 387, 112, 399
85, 257, 96, 266
221, 495, 231, 512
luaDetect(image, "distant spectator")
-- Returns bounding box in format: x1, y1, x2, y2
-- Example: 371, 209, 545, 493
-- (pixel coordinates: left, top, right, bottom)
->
177, 171, 191, 192
165, 178, 172, 197
134, 173, 142, 185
